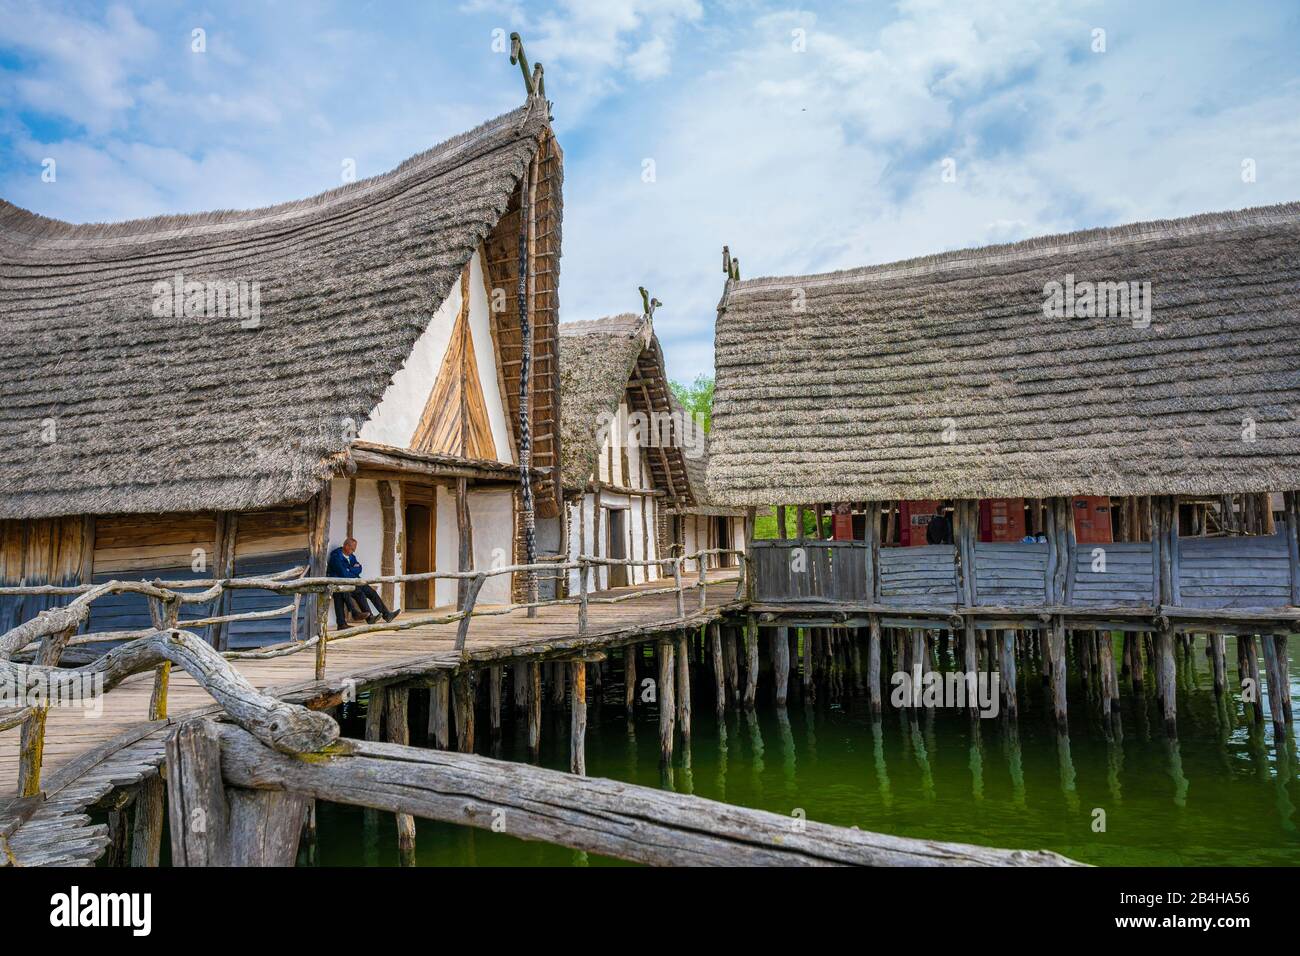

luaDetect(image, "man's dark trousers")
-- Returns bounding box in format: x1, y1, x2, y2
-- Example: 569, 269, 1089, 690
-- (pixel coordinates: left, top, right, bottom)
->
333, 585, 391, 625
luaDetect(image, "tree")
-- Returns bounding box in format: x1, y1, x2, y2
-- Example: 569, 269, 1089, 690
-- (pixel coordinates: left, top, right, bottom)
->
670, 374, 714, 435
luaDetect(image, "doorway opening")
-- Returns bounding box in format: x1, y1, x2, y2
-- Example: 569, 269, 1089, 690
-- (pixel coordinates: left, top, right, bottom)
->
606, 507, 628, 587
404, 502, 433, 609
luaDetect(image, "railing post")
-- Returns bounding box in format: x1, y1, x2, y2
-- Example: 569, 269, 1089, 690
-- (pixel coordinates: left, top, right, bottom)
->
454, 573, 486, 655
17, 706, 47, 798
578, 559, 589, 637
673, 558, 685, 620
314, 585, 331, 681
699, 553, 708, 610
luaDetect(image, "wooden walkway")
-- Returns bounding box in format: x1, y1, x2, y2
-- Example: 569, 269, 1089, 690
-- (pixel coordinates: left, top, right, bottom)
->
0, 572, 741, 865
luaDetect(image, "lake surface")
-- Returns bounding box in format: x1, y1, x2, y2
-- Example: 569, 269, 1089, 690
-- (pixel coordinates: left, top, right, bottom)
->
308, 635, 1300, 867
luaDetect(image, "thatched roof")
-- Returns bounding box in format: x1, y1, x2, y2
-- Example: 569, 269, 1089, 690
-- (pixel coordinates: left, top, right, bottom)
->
558, 313, 693, 502
0, 96, 555, 520
709, 202, 1300, 505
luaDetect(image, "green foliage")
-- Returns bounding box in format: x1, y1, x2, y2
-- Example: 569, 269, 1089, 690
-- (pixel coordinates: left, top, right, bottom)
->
753, 505, 823, 539
670, 374, 714, 434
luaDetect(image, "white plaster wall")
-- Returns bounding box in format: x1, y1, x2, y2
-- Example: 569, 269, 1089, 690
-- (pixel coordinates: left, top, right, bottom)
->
359, 249, 512, 464
470, 488, 515, 604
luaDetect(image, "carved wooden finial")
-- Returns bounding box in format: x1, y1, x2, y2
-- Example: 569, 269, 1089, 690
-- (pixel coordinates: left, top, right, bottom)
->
510, 33, 536, 95
722, 245, 732, 275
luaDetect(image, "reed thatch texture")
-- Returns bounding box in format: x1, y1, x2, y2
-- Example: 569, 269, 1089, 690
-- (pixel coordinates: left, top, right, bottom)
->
0, 98, 554, 520
708, 203, 1300, 505
558, 313, 692, 502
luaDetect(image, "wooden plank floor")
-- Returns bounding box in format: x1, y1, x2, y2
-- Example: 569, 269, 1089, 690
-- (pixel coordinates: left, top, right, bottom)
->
0, 572, 741, 797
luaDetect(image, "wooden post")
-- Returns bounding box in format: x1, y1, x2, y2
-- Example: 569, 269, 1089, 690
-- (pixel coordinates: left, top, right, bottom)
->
1047, 617, 1068, 732
527, 661, 542, 758
307, 482, 332, 643
724, 626, 740, 705
428, 673, 451, 749
963, 619, 980, 717
1261, 632, 1290, 737
658, 639, 676, 766
1210, 633, 1227, 697
675, 632, 692, 751
489, 666, 503, 741
624, 643, 637, 718
314, 585, 329, 681
867, 616, 882, 715
1097, 633, 1119, 727
743, 616, 759, 709
385, 686, 417, 864
1156, 624, 1177, 736
513, 661, 529, 715
711, 625, 727, 715
1000, 630, 1018, 720
772, 626, 790, 707
129, 771, 165, 867
570, 660, 587, 775
453, 671, 476, 753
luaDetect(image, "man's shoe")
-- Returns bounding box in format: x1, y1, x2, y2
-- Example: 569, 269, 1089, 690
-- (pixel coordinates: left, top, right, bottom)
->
366, 614, 379, 625
383, 609, 400, 623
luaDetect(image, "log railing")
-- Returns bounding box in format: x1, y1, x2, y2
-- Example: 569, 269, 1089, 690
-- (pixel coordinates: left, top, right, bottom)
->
0, 549, 742, 798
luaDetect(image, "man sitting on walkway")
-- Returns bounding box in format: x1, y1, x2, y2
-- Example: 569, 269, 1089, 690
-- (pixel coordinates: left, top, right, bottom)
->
327, 537, 399, 627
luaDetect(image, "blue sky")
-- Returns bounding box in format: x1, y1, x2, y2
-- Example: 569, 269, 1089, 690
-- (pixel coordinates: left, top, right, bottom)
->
3, 0, 1299, 381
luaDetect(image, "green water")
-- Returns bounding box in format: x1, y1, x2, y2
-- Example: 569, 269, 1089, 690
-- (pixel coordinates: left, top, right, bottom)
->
308, 637, 1300, 867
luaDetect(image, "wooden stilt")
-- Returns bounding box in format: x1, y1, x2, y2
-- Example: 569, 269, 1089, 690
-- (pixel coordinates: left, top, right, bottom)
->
1239, 634, 1264, 726
428, 673, 451, 749
743, 617, 758, 709
1000, 629, 1018, 720
129, 771, 165, 867
712, 625, 728, 714
724, 628, 740, 705
1130, 631, 1146, 693
488, 666, 503, 741
1098, 633, 1119, 728
453, 672, 476, 753
772, 626, 790, 707
963, 620, 980, 717
550, 660, 566, 708
569, 661, 587, 775
658, 639, 676, 766
625, 643, 638, 718
384, 686, 417, 865
868, 616, 882, 715
1047, 617, 1068, 732
528, 661, 542, 757
1261, 633, 1290, 737
1210, 633, 1227, 697
676, 632, 692, 750
1156, 626, 1177, 736
513, 661, 529, 715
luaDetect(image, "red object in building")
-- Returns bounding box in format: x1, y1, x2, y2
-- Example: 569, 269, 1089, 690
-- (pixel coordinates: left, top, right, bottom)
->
832, 502, 854, 540
1073, 496, 1113, 544
979, 498, 1027, 542
899, 500, 942, 546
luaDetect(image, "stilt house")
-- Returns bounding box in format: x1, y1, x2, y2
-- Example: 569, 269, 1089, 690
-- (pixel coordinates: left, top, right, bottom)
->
0, 93, 562, 648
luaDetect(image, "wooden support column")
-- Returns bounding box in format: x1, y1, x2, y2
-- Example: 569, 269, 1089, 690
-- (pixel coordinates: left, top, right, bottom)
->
1261, 633, 1291, 736
513, 661, 529, 715
625, 643, 638, 718
307, 483, 332, 641
428, 673, 451, 749
724, 626, 740, 704
1047, 617, 1068, 732
1156, 624, 1177, 736
488, 666, 503, 741
527, 661, 542, 758
1283, 491, 1300, 606
772, 626, 790, 707
658, 639, 676, 766
1239, 634, 1264, 725
129, 771, 165, 867
1097, 633, 1119, 728
999, 630, 1018, 720
962, 619, 980, 716
675, 632, 692, 750
864, 616, 882, 715
569, 660, 587, 775
453, 671, 476, 753
456, 477, 473, 609
1210, 634, 1227, 698
377, 480, 397, 609
743, 616, 758, 709
711, 625, 727, 715
385, 686, 417, 864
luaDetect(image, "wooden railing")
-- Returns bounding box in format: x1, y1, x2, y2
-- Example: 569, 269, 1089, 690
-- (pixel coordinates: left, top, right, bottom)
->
0, 548, 743, 799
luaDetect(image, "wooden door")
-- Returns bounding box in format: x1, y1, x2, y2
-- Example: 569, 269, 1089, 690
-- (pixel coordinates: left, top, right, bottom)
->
404, 503, 433, 609
607, 508, 628, 587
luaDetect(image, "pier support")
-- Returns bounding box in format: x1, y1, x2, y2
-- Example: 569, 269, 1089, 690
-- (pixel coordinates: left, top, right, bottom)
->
489, 666, 503, 742
1239, 634, 1264, 725
999, 630, 1018, 721
1210, 634, 1226, 697
676, 632, 692, 752
724, 628, 740, 705
743, 617, 758, 709
569, 660, 587, 775
658, 639, 676, 767
428, 673, 451, 749
1155, 626, 1177, 736
712, 625, 727, 715
454, 672, 475, 753
625, 644, 637, 718
772, 626, 790, 707
867, 616, 882, 715
129, 771, 165, 868
1047, 617, 1068, 732
527, 661, 542, 758
385, 686, 417, 865
1261, 633, 1291, 737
